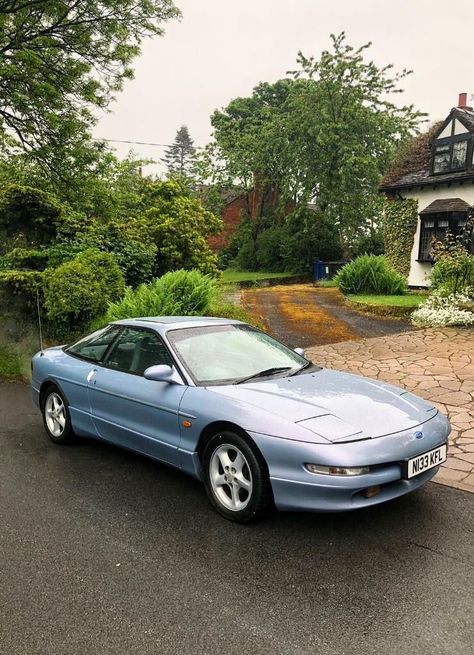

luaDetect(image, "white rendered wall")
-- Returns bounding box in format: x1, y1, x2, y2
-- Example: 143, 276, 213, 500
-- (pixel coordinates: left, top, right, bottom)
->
402, 184, 474, 287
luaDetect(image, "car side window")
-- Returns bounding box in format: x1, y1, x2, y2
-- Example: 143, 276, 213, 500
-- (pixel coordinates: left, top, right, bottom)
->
66, 326, 121, 363
104, 328, 172, 376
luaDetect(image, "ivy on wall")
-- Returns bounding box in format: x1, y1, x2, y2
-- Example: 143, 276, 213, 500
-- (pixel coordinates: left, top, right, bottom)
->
383, 198, 419, 278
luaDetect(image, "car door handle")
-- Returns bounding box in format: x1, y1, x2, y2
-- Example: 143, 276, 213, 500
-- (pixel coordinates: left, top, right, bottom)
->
87, 369, 97, 384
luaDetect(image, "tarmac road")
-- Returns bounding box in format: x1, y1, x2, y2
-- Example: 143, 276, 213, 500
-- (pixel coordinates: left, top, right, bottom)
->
1, 382, 473, 655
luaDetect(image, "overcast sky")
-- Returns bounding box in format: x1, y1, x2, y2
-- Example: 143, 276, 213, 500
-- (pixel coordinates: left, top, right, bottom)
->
95, 0, 473, 173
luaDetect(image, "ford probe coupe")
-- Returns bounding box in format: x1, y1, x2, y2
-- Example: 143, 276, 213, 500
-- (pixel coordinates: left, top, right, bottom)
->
31, 317, 450, 522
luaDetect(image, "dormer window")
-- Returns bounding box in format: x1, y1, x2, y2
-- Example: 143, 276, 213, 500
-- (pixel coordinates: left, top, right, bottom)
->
432, 137, 469, 174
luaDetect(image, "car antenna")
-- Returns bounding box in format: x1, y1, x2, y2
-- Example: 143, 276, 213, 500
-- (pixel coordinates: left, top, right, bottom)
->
36, 286, 44, 351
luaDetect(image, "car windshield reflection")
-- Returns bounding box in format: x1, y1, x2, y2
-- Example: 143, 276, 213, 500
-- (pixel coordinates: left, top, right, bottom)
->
167, 324, 311, 386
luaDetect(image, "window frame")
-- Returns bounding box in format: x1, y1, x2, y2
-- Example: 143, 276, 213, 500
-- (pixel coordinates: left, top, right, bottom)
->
431, 133, 471, 176
101, 325, 182, 380
417, 211, 470, 262
64, 325, 123, 364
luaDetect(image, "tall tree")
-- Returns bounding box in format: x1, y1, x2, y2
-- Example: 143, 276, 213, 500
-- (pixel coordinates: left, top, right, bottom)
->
0, 1, 179, 167
287, 32, 423, 242
162, 125, 197, 178
208, 34, 424, 248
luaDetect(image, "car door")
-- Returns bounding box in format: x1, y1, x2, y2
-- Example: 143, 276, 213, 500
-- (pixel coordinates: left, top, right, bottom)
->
87, 326, 186, 466
59, 325, 123, 436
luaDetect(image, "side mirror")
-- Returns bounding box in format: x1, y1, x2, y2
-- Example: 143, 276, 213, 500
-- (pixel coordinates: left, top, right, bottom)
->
294, 347, 306, 358
144, 364, 178, 383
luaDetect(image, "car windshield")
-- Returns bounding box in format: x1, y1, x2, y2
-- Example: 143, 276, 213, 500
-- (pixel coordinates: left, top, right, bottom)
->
167, 324, 309, 385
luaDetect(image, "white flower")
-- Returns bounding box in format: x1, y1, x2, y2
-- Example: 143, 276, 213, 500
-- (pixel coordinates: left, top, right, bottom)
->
411, 288, 474, 327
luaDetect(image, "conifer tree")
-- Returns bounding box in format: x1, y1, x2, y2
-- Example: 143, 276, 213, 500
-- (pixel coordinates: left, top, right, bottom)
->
162, 126, 196, 177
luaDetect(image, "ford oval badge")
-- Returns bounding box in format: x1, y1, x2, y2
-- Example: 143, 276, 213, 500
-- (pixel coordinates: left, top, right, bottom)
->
415, 431, 424, 439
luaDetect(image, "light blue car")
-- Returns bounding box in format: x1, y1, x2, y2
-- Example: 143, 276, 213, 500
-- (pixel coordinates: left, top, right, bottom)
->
31, 317, 450, 522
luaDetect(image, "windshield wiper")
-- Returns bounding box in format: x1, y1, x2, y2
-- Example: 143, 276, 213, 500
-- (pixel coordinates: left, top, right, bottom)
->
235, 366, 292, 385
289, 360, 314, 376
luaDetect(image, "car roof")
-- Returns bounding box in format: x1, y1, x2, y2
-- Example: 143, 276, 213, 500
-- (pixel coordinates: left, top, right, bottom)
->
111, 316, 243, 331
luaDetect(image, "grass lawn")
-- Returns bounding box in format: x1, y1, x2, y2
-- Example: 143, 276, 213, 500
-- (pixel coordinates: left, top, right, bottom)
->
348, 294, 427, 308
221, 269, 296, 283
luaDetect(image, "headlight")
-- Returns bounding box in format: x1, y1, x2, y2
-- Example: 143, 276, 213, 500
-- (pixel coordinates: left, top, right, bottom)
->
305, 464, 370, 476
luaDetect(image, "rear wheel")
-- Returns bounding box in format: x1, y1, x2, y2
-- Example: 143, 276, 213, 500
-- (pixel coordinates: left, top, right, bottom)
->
202, 430, 272, 523
42, 386, 75, 444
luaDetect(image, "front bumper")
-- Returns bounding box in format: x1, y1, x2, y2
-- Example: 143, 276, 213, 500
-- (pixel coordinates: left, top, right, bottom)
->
269, 464, 439, 512
249, 412, 450, 512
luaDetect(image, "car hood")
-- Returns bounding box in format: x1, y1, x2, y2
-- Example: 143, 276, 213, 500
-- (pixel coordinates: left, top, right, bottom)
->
211, 369, 437, 442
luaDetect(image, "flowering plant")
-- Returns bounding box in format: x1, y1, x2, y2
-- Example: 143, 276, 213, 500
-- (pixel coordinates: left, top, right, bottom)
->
412, 288, 474, 327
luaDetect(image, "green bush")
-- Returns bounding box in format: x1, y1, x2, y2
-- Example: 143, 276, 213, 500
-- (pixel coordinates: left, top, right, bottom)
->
430, 234, 474, 296
43, 249, 125, 334
0, 183, 64, 249
348, 229, 385, 258
335, 255, 407, 295
45, 242, 87, 268
231, 207, 343, 273
104, 239, 157, 288
0, 247, 49, 271
106, 269, 218, 322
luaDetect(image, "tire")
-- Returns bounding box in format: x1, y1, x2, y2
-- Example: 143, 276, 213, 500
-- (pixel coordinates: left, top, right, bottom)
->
41, 385, 76, 444
202, 430, 272, 523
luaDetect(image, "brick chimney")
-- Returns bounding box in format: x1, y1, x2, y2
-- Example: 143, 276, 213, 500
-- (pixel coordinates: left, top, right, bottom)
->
458, 92, 468, 107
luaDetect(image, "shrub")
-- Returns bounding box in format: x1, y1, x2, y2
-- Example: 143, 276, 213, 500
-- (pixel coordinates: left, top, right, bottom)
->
45, 243, 87, 268
43, 249, 125, 334
231, 207, 343, 274
0, 184, 63, 249
335, 255, 407, 295
412, 289, 474, 327
105, 240, 157, 288
430, 233, 474, 296
0, 247, 49, 271
106, 269, 218, 322
349, 229, 385, 258
68, 216, 158, 287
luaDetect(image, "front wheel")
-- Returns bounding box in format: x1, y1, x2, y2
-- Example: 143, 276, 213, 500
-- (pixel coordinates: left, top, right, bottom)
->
42, 386, 75, 444
202, 431, 272, 523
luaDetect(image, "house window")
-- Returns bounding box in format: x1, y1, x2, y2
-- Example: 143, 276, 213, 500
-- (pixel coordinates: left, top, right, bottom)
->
433, 145, 451, 173
432, 138, 469, 174
418, 212, 470, 261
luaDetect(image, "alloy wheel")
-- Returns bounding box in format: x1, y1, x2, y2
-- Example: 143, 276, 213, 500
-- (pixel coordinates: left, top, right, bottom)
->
45, 392, 66, 438
209, 443, 253, 511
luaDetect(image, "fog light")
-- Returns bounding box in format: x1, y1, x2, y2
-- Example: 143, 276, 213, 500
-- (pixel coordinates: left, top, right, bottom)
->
362, 485, 381, 498
305, 464, 370, 476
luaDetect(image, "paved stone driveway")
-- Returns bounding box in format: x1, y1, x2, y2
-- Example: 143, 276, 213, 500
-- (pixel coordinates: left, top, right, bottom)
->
306, 328, 474, 493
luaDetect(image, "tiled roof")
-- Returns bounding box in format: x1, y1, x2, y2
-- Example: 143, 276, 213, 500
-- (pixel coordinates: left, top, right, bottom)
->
455, 107, 474, 131
419, 198, 472, 214
380, 168, 474, 191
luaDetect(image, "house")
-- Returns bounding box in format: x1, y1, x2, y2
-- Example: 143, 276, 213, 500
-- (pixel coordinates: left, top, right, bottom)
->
205, 186, 293, 251
380, 93, 474, 287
